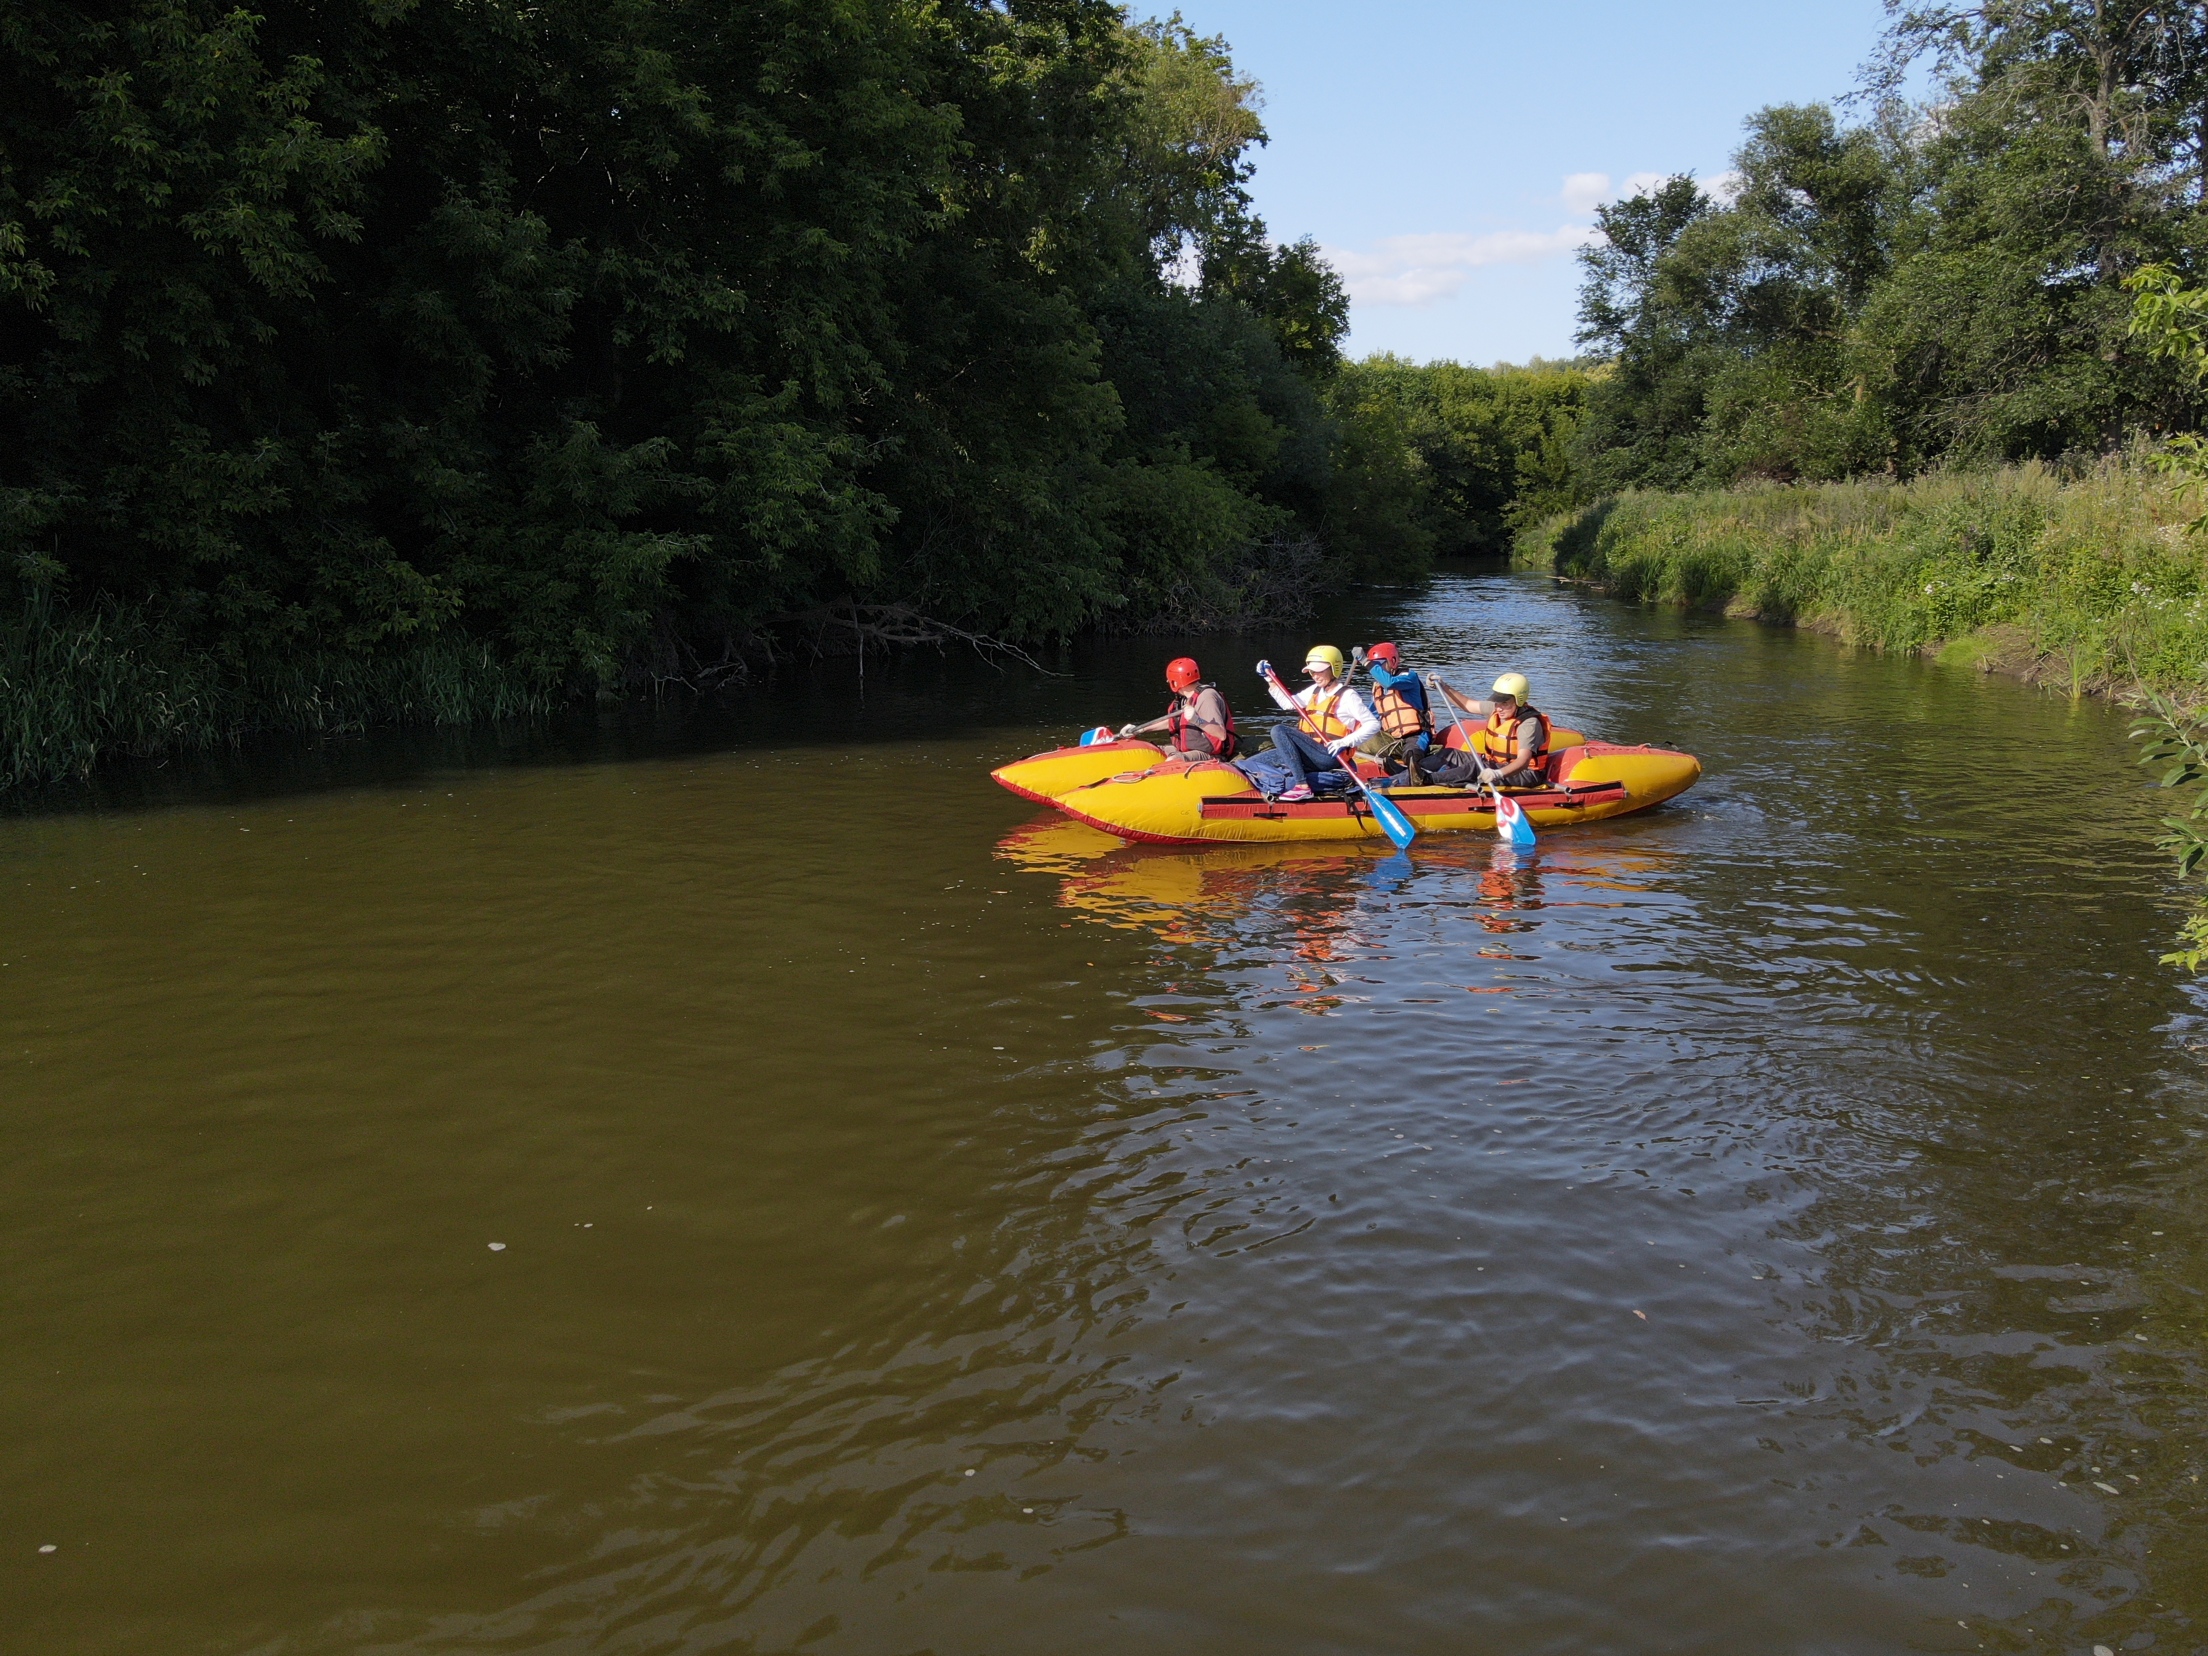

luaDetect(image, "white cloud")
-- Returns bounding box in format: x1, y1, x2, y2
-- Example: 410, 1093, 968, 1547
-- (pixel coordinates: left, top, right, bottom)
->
1325, 226, 1598, 307
1561, 172, 1611, 214
1557, 169, 1677, 215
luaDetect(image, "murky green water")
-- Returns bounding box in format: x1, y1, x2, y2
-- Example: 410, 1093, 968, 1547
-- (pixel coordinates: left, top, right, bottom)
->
6, 574, 2206, 1654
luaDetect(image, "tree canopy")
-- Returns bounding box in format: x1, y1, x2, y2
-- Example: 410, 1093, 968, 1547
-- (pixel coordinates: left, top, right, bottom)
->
0, 0, 1388, 773
1564, 0, 2208, 493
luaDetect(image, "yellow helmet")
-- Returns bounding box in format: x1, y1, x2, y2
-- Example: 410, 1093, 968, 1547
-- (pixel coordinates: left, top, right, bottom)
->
1304, 645, 1346, 675
1491, 672, 1530, 702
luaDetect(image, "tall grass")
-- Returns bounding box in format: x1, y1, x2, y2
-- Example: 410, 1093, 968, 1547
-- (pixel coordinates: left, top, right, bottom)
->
1515, 459, 2208, 694
0, 595, 551, 794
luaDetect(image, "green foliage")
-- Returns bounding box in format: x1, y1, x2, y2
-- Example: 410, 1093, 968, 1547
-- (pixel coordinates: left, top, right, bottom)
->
0, 0, 1417, 788
0, 590, 546, 795
1324, 356, 1594, 564
2132, 693, 2208, 970
1517, 459, 2208, 690
1569, 3, 2208, 496
2127, 262, 2208, 531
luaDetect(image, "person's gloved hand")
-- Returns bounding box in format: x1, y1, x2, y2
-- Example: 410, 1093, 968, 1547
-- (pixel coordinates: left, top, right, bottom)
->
1326, 736, 1357, 755
1117, 723, 1138, 739
1351, 645, 1368, 668
1255, 659, 1273, 681
1477, 765, 1500, 784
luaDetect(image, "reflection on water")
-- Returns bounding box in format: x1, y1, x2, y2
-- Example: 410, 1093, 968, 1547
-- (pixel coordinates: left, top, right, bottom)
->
4, 574, 2207, 1654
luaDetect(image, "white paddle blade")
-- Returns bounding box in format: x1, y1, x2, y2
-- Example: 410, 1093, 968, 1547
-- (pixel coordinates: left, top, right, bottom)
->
1488, 786, 1536, 849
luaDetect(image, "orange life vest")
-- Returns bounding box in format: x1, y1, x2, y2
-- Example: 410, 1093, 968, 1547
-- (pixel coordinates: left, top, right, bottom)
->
1476, 705, 1550, 771
1166, 686, 1238, 759
1372, 680, 1429, 740
1301, 683, 1353, 741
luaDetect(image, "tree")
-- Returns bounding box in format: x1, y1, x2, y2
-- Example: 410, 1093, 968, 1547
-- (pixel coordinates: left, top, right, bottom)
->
1569, 175, 1724, 492
0, 0, 1416, 786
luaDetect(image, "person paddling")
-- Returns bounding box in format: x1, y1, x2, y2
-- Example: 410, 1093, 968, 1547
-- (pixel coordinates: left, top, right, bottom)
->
1428, 671, 1551, 788
1258, 645, 1379, 801
1354, 641, 1433, 774
1119, 657, 1238, 759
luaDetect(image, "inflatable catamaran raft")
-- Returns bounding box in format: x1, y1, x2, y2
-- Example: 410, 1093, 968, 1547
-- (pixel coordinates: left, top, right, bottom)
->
990, 727, 1700, 846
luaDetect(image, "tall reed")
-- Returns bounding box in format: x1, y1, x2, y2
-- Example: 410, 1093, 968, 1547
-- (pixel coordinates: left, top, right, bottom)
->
0, 595, 549, 794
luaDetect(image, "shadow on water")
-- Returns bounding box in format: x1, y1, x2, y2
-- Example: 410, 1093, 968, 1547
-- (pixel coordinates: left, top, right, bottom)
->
6, 619, 1325, 820
5, 572, 2208, 1654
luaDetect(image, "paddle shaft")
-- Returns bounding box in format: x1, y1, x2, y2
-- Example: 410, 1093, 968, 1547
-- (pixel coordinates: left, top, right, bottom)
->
1428, 673, 1472, 750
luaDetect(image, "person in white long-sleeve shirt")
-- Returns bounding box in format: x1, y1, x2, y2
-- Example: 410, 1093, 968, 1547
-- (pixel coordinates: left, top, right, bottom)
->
1258, 644, 1380, 800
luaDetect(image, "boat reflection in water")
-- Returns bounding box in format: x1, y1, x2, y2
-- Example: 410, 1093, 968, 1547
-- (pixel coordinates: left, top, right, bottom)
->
993, 813, 1677, 962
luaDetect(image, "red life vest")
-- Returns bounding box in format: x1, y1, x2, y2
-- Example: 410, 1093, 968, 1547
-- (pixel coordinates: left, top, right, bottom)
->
1476, 705, 1550, 773
1167, 686, 1238, 759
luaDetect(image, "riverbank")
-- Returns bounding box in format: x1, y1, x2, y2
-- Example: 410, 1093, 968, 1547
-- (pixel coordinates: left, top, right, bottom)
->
0, 571, 1325, 799
1513, 461, 2208, 699
0, 601, 553, 798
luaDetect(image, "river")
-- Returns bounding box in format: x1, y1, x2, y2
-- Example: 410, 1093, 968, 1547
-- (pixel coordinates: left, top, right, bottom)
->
5, 572, 2205, 1654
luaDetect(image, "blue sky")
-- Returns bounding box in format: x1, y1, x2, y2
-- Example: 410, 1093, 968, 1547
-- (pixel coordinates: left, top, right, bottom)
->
1149, 0, 1897, 365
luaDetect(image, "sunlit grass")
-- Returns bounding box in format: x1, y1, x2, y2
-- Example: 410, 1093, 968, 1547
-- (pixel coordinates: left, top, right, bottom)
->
1516, 458, 2208, 695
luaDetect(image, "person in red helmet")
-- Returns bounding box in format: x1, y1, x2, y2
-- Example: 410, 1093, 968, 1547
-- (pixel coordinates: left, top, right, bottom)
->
1118, 657, 1238, 759
1353, 641, 1433, 774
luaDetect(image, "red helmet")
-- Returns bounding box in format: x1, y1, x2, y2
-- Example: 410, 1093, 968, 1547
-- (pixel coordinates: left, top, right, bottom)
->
1367, 641, 1400, 669
1165, 656, 1202, 691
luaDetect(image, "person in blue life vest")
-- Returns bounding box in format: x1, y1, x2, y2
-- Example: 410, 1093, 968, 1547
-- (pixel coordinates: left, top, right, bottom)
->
1352, 641, 1432, 774
1117, 657, 1238, 759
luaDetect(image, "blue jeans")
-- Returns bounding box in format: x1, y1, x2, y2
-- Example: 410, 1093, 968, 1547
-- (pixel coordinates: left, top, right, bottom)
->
1270, 724, 1347, 787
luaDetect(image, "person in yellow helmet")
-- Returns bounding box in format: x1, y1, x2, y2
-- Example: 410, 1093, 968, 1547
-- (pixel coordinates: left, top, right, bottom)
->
1252, 645, 1380, 801
1422, 671, 1552, 788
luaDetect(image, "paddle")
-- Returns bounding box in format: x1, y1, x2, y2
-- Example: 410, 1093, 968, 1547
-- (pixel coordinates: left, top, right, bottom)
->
1426, 672, 1471, 753
1262, 664, 1417, 851
1488, 783, 1538, 849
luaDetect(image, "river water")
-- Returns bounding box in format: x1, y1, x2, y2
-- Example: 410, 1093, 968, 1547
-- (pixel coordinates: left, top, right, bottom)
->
5, 573, 2206, 1655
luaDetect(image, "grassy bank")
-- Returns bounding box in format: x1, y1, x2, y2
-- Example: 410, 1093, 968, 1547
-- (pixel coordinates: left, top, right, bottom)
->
1515, 461, 2208, 696
0, 598, 551, 797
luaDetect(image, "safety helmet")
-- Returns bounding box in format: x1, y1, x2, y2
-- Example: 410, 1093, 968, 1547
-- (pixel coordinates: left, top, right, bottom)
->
1165, 656, 1201, 691
1491, 672, 1530, 702
1367, 642, 1400, 670
1303, 645, 1346, 675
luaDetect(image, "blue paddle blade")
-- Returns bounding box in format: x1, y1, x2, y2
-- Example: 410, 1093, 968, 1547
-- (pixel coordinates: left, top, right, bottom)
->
1369, 787, 1418, 850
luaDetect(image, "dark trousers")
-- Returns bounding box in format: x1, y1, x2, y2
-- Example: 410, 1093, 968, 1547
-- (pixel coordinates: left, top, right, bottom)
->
1270, 724, 1345, 786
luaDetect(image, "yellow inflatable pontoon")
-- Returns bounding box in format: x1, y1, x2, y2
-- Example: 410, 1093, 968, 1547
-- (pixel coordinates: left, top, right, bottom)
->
990, 738, 1168, 804
1042, 741, 1700, 845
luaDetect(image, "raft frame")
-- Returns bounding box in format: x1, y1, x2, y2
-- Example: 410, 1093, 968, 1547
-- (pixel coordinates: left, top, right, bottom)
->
1059, 776, 1636, 846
